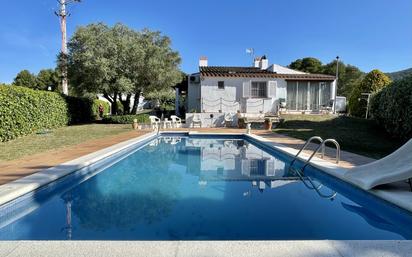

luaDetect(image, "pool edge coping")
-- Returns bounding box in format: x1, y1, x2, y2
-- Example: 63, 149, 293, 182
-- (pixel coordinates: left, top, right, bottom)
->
0, 240, 411, 257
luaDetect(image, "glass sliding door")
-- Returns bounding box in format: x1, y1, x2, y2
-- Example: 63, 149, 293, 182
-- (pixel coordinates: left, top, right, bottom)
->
320, 82, 331, 107
286, 81, 297, 110
310, 82, 320, 111
297, 81, 308, 110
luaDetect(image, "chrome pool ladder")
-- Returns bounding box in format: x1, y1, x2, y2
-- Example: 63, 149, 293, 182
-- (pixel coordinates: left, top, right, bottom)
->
289, 136, 341, 173
288, 136, 341, 200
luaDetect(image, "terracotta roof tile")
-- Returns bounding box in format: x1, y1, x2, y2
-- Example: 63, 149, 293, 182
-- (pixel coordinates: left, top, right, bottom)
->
200, 66, 335, 81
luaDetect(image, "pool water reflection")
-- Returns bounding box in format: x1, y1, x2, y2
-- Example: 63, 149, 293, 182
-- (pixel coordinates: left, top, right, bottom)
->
0, 136, 411, 240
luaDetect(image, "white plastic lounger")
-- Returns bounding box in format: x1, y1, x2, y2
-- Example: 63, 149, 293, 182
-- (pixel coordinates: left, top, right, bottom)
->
343, 139, 412, 190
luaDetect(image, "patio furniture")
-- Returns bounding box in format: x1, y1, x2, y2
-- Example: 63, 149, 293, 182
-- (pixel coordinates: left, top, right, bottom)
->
149, 115, 160, 129
170, 115, 182, 128
191, 114, 202, 128
163, 118, 172, 129
224, 113, 234, 127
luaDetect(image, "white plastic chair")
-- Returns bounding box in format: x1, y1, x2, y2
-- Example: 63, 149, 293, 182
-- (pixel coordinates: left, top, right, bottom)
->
191, 114, 202, 128
170, 115, 182, 128
149, 115, 160, 129
224, 113, 234, 127
162, 118, 172, 129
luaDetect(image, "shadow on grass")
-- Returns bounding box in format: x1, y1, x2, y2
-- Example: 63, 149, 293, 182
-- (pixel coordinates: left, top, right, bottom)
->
274, 116, 406, 159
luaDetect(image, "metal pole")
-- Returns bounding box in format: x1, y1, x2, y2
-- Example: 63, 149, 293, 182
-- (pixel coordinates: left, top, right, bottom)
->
59, 0, 69, 95
333, 56, 339, 114
56, 0, 80, 95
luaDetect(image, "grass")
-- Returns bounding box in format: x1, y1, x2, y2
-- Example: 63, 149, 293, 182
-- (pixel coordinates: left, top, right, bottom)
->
273, 114, 405, 159
0, 124, 132, 161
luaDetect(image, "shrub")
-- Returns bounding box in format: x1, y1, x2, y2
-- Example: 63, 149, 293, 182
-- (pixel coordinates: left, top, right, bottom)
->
65, 96, 95, 124
370, 75, 412, 140
102, 114, 149, 124
92, 99, 110, 118
0, 85, 68, 141
348, 69, 391, 117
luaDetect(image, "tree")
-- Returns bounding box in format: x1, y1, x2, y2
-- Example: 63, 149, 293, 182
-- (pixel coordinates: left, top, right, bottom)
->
323, 61, 364, 97
36, 69, 60, 91
129, 29, 182, 113
145, 89, 176, 109
349, 69, 391, 117
13, 70, 37, 89
63, 23, 182, 114
64, 23, 137, 114
288, 57, 323, 73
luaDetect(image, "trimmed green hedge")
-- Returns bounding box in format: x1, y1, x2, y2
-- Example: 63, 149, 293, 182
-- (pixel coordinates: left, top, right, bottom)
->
0, 85, 107, 142
0, 85, 68, 142
102, 114, 150, 124
370, 75, 412, 140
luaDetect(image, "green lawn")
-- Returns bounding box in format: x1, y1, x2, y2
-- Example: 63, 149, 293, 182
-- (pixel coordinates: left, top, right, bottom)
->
273, 115, 405, 159
0, 124, 131, 161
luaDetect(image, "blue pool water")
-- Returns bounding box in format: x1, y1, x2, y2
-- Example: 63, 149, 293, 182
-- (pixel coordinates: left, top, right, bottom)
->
0, 134, 411, 240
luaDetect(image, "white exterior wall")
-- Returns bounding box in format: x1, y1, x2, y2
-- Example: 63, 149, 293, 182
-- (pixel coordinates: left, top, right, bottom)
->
200, 76, 284, 114
187, 74, 336, 115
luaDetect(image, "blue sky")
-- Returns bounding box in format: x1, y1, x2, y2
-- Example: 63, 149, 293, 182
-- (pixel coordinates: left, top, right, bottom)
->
0, 0, 411, 83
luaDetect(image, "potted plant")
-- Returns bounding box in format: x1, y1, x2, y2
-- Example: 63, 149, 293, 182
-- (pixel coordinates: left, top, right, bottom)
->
264, 117, 273, 130
132, 118, 138, 130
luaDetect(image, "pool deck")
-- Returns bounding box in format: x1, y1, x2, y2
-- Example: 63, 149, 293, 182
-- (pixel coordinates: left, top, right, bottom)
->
0, 240, 411, 257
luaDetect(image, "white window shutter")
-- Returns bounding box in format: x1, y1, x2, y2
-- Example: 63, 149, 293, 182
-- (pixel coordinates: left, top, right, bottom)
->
268, 81, 277, 98
243, 81, 251, 98
266, 159, 275, 176
241, 159, 250, 176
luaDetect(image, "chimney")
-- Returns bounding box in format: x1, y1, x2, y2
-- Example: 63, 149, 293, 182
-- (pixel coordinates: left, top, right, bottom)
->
199, 56, 208, 67
259, 55, 269, 70
254, 57, 261, 68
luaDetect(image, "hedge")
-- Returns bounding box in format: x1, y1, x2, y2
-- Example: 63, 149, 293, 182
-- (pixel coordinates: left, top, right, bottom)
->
370, 75, 412, 140
102, 114, 150, 124
0, 85, 68, 142
0, 85, 105, 142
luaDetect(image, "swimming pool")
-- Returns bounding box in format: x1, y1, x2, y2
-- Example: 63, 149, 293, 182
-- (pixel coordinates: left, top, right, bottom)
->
0, 134, 411, 240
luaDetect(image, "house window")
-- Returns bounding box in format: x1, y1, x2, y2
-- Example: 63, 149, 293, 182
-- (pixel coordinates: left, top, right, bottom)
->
251, 82, 267, 98
218, 81, 225, 90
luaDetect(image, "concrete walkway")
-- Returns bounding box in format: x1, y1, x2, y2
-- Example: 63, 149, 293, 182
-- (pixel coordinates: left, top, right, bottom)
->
0, 241, 410, 257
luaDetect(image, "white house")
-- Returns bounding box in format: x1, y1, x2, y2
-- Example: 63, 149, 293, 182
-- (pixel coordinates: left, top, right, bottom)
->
185, 56, 336, 127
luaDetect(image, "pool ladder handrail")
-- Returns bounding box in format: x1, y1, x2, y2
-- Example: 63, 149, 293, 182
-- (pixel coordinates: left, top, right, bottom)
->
287, 136, 341, 200
289, 136, 323, 168
290, 137, 341, 174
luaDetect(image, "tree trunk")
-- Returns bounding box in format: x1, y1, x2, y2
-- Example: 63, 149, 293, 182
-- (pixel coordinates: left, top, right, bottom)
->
131, 90, 142, 114
120, 94, 132, 114
112, 92, 118, 115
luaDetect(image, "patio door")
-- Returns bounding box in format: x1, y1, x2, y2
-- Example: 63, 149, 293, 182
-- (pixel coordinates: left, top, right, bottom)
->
297, 81, 308, 110
310, 82, 320, 111
286, 81, 297, 110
